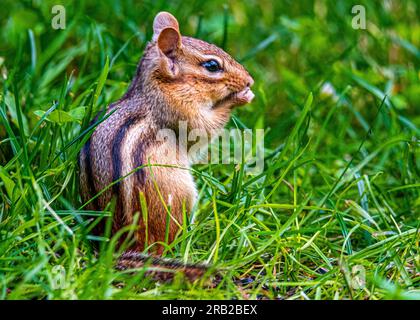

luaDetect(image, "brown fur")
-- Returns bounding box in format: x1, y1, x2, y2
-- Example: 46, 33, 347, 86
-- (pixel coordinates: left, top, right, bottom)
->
79, 12, 254, 275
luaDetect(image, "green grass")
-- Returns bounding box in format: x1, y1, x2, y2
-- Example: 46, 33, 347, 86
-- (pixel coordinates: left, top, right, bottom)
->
0, 0, 419, 300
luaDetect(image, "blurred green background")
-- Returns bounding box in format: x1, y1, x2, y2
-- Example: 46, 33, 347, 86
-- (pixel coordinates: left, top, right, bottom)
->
1, 0, 419, 145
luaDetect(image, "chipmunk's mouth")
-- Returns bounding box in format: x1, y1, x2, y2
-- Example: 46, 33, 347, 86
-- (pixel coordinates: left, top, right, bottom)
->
213, 87, 254, 109
235, 87, 255, 104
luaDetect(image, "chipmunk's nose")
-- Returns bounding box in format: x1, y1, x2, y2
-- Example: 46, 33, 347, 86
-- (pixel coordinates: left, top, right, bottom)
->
246, 76, 254, 88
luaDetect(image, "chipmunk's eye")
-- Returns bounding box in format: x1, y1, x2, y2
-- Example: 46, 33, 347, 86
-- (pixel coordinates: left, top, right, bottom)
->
201, 59, 221, 72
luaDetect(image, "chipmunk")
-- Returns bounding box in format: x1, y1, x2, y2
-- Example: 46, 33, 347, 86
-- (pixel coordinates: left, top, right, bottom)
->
79, 12, 254, 280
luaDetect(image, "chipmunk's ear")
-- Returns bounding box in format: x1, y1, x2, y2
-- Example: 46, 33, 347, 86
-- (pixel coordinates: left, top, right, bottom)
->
157, 27, 181, 56
153, 12, 180, 42
153, 12, 182, 77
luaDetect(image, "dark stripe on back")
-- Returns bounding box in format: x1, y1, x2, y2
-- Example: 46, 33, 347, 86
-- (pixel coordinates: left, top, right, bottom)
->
111, 115, 147, 222
112, 117, 137, 193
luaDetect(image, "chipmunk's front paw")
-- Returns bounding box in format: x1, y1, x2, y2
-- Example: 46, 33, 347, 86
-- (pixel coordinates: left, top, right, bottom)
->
235, 87, 255, 106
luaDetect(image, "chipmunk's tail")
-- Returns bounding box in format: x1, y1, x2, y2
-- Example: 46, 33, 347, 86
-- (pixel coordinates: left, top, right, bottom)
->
116, 251, 209, 282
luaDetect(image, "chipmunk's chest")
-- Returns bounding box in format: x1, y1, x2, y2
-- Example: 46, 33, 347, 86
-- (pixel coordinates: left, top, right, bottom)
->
144, 139, 198, 210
